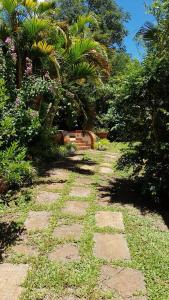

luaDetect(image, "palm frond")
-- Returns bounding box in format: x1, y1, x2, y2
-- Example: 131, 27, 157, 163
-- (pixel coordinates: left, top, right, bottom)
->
24, 0, 36, 10
68, 38, 99, 63
37, 1, 56, 14
55, 25, 68, 48
70, 14, 98, 35
23, 17, 49, 39
135, 22, 158, 45
32, 40, 54, 55
49, 54, 60, 80
72, 61, 96, 79
0, 0, 18, 14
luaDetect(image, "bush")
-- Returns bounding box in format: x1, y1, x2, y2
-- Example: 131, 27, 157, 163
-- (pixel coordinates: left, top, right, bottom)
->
0, 142, 35, 191
95, 138, 110, 151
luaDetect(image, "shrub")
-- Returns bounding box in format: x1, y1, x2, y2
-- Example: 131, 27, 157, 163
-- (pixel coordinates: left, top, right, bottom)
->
0, 142, 35, 191
95, 138, 110, 151
65, 142, 77, 152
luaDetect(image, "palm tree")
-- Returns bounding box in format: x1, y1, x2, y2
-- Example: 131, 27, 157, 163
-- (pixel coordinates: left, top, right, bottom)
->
0, 1, 109, 129
135, 22, 158, 48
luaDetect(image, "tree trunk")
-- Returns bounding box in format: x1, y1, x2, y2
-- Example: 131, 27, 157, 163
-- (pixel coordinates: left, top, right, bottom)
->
45, 85, 62, 129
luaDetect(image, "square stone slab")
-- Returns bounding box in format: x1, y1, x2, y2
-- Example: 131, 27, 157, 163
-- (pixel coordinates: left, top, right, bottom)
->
69, 155, 82, 161
48, 243, 80, 262
11, 244, 38, 257
48, 169, 69, 180
62, 201, 89, 216
69, 187, 91, 197
95, 211, 124, 230
40, 182, 65, 191
24, 211, 51, 231
80, 165, 95, 171
59, 297, 83, 300
36, 191, 60, 205
74, 177, 93, 186
93, 233, 131, 260
100, 167, 113, 175
53, 224, 83, 240
100, 163, 112, 168
100, 265, 146, 298
0, 263, 29, 300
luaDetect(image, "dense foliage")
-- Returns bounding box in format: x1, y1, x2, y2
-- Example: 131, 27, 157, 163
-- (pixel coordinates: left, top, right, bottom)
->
105, 0, 169, 204
1, 0, 168, 205
0, 0, 127, 194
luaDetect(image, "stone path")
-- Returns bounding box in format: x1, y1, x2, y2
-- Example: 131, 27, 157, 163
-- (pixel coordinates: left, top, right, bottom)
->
48, 243, 80, 262
62, 201, 89, 216
0, 150, 147, 300
24, 211, 51, 231
93, 233, 131, 260
53, 224, 83, 240
36, 191, 60, 205
100, 265, 146, 299
95, 211, 124, 230
0, 263, 29, 300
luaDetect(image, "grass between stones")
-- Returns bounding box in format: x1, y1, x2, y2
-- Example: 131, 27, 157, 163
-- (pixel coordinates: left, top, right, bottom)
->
0, 144, 169, 300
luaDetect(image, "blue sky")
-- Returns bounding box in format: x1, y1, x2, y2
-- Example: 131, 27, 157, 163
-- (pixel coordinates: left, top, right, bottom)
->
116, 0, 155, 59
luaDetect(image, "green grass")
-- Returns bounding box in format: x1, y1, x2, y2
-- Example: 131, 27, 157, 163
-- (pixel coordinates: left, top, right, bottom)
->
0, 144, 169, 299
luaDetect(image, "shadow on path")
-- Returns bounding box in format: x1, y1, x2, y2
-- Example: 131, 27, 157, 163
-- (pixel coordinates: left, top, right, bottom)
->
0, 222, 24, 261
98, 177, 169, 229
34, 154, 97, 180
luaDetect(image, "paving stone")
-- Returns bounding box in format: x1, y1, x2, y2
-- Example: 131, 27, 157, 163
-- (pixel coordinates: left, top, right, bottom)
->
100, 167, 113, 175
0, 263, 29, 300
59, 296, 80, 300
101, 163, 112, 168
95, 211, 124, 230
104, 153, 119, 160
12, 244, 38, 256
24, 211, 51, 231
69, 155, 82, 161
131, 297, 147, 300
97, 200, 110, 207
53, 224, 83, 240
42, 182, 65, 190
70, 187, 91, 197
100, 265, 146, 298
48, 169, 69, 180
36, 191, 60, 205
97, 196, 112, 207
62, 201, 89, 216
80, 165, 95, 171
48, 243, 80, 262
75, 177, 93, 185
93, 233, 131, 260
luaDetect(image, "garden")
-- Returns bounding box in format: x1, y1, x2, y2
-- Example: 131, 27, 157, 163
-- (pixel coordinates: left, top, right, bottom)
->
0, 0, 169, 299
